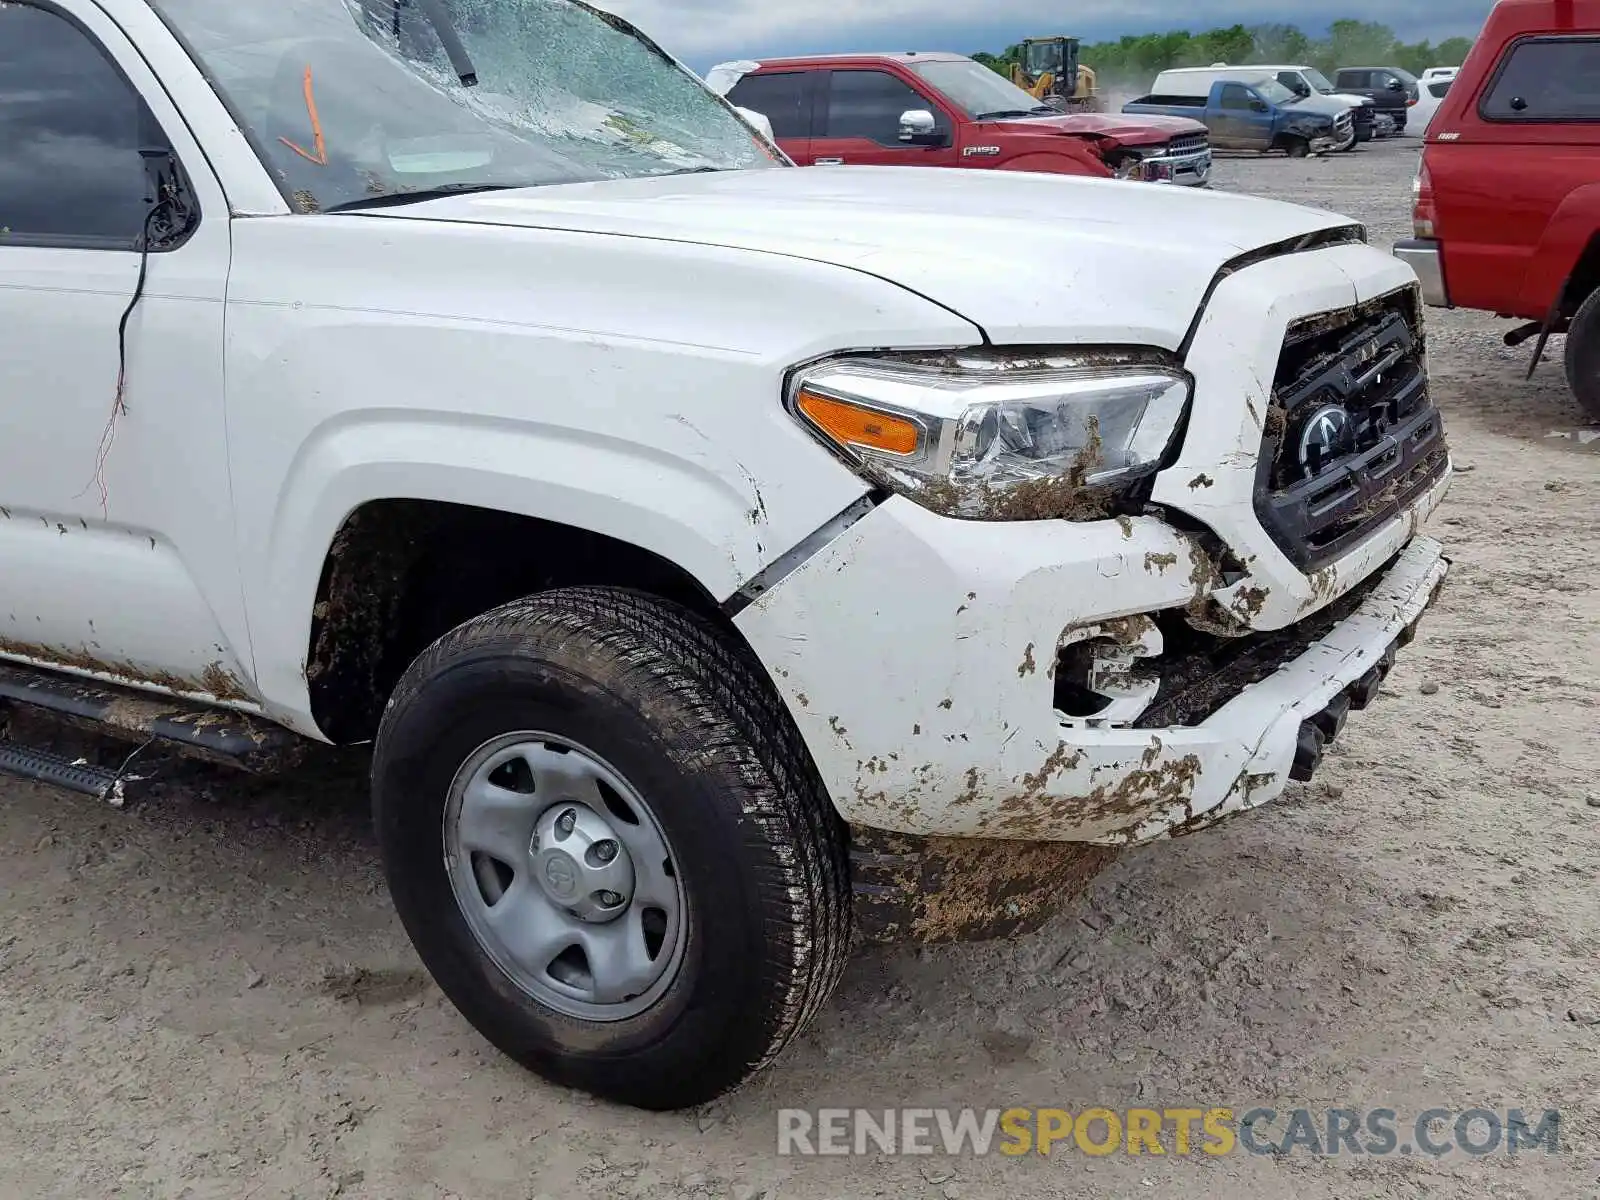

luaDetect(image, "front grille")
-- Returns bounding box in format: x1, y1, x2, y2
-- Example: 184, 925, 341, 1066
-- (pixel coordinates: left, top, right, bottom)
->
1256, 285, 1448, 570
1349, 105, 1375, 131
1332, 111, 1354, 138
1164, 132, 1209, 156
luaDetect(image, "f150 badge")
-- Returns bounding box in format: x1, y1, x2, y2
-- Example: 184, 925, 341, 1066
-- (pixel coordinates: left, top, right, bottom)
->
962, 145, 1001, 156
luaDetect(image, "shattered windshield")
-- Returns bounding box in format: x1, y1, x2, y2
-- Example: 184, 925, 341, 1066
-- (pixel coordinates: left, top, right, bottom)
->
149, 0, 782, 212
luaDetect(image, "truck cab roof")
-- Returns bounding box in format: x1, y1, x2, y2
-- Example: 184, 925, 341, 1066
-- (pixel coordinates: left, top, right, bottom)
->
745, 51, 969, 67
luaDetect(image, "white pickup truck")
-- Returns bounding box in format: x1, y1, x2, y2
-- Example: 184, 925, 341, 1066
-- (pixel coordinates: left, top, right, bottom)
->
0, 0, 1450, 1110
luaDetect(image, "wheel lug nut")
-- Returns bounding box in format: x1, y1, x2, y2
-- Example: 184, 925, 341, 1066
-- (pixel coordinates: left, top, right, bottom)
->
598, 891, 624, 907
594, 840, 618, 863
556, 809, 576, 836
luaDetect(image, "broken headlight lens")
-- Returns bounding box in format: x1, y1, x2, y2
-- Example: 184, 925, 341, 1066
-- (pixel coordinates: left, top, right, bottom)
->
788, 353, 1191, 520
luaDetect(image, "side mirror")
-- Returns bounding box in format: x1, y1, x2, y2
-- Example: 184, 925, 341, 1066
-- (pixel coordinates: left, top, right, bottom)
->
1292, 82, 1311, 97
1386, 78, 1405, 91
898, 110, 945, 145
1250, 99, 1270, 113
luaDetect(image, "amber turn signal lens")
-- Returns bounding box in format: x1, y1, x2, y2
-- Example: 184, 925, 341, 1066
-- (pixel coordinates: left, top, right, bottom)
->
796, 390, 920, 456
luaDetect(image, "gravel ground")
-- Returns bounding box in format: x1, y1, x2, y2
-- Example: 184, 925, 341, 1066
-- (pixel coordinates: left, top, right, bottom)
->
2, 138, 1597, 1200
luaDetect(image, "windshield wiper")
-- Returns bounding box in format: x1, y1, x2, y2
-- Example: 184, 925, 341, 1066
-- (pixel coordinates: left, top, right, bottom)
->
323, 183, 516, 212
413, 0, 478, 86
974, 108, 1043, 120
655, 166, 722, 176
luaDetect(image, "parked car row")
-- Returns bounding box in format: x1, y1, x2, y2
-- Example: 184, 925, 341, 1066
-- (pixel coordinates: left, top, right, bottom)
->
712, 53, 1214, 185
1123, 61, 1438, 155
1124, 73, 1357, 157
711, 51, 1464, 185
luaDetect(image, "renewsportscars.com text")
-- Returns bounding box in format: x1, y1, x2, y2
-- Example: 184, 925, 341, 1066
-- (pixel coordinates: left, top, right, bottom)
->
777, 1107, 1561, 1158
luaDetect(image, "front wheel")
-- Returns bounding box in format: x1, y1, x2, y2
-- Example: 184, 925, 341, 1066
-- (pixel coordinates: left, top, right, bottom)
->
1563, 288, 1600, 423
1284, 136, 1311, 158
372, 587, 852, 1110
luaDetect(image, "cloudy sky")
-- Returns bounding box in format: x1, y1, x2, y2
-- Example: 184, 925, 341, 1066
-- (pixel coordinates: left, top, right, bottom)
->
601, 0, 1493, 72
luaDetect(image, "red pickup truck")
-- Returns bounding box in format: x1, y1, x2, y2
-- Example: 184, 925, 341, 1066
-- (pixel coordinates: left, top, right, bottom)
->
1394, 0, 1600, 420
715, 53, 1213, 185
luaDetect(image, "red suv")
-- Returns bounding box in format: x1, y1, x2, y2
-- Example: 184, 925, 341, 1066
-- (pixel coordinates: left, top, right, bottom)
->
720, 53, 1213, 186
1394, 0, 1600, 419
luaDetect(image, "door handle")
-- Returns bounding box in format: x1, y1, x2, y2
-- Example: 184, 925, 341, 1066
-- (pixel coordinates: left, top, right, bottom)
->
815, 157, 845, 165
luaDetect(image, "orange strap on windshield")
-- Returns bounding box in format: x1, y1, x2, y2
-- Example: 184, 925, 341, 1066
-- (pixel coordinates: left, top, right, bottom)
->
278, 66, 328, 166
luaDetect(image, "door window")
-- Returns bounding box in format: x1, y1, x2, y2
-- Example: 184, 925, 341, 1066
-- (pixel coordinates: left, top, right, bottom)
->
726, 71, 814, 139
1219, 83, 1255, 111
1482, 37, 1600, 121
823, 70, 943, 145
0, 2, 172, 247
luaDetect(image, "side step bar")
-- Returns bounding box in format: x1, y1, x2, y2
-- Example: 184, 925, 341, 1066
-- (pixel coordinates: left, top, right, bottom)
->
0, 660, 307, 776
0, 741, 129, 805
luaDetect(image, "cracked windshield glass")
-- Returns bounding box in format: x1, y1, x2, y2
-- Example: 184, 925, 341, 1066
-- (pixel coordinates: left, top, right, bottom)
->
150, 0, 781, 212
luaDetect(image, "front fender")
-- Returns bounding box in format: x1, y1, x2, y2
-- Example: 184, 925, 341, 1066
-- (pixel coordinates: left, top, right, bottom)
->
997, 149, 1112, 178
1282, 115, 1332, 139
222, 216, 980, 728
272, 410, 777, 602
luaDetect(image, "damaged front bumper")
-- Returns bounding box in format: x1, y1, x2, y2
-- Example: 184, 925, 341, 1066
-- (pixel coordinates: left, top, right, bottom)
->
735, 240, 1451, 851
1125, 145, 1213, 187
735, 493, 1449, 847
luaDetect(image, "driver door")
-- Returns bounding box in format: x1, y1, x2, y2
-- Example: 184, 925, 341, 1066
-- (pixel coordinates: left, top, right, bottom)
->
0, 0, 252, 694
1214, 83, 1265, 150
809, 68, 961, 169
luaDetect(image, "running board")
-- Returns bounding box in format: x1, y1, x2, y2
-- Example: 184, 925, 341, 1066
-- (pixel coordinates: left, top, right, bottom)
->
0, 660, 307, 775
0, 741, 129, 806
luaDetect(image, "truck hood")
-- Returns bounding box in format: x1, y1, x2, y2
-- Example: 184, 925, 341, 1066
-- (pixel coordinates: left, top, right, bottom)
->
979, 110, 1207, 147
360, 166, 1357, 348
1322, 92, 1375, 107
1284, 93, 1350, 119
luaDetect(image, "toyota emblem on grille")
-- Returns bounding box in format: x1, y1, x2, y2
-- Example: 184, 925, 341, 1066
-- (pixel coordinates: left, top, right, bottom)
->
1296, 404, 1354, 470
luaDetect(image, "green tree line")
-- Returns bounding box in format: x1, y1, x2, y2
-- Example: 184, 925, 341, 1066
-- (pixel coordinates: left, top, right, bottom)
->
972, 20, 1475, 88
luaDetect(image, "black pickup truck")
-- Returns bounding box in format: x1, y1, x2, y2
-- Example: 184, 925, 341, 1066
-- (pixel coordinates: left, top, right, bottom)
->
1333, 66, 1420, 132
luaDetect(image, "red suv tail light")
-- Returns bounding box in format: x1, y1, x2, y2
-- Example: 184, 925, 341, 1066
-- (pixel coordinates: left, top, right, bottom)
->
1412, 155, 1438, 238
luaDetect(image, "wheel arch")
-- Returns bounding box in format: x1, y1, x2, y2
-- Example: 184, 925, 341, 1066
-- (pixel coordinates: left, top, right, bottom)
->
303, 498, 739, 744
1515, 184, 1600, 318
1558, 229, 1600, 317
247, 409, 868, 739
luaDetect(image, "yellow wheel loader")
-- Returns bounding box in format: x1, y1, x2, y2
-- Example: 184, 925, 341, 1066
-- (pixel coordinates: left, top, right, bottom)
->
1009, 36, 1103, 113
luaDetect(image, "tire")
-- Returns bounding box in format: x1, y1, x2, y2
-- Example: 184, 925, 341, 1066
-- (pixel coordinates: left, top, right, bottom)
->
1284, 136, 1310, 158
372, 586, 851, 1110
1563, 288, 1600, 423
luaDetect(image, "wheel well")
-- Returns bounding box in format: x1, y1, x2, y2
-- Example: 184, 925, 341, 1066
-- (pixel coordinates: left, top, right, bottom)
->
306, 500, 728, 743
1560, 232, 1600, 318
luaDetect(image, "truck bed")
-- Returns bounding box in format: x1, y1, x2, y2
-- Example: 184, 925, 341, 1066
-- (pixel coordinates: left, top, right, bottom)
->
1124, 94, 1207, 109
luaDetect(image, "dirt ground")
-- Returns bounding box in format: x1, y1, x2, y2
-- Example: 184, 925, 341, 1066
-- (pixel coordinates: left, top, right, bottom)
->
2, 139, 1597, 1200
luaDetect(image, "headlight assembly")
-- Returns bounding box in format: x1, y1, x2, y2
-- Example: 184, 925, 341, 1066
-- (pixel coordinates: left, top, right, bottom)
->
788, 351, 1191, 521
